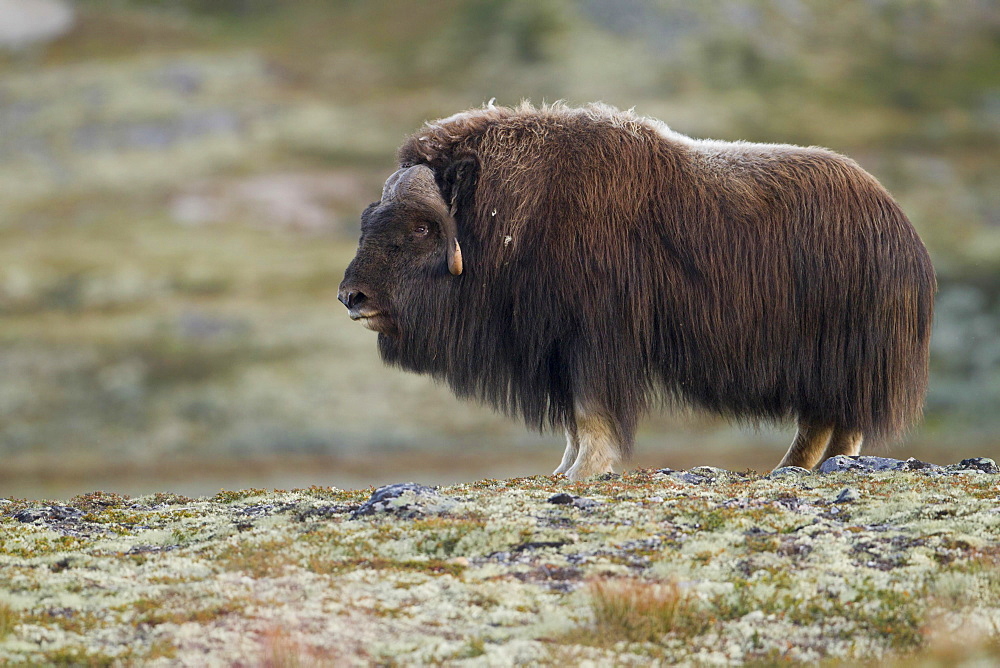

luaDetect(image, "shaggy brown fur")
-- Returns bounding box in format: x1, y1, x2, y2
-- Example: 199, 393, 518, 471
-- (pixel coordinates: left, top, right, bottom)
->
338, 102, 935, 478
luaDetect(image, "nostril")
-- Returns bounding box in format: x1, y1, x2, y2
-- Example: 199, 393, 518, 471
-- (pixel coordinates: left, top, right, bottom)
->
338, 289, 367, 310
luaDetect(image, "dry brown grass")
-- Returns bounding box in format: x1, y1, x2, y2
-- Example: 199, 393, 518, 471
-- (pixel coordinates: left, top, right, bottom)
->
0, 602, 17, 639
256, 624, 375, 668
569, 578, 709, 646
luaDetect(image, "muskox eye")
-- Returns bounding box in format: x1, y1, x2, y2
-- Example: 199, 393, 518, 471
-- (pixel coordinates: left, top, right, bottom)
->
413, 225, 429, 236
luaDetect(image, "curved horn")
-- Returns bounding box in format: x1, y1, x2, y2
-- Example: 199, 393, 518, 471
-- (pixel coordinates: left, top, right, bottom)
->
446, 230, 463, 276
381, 165, 463, 276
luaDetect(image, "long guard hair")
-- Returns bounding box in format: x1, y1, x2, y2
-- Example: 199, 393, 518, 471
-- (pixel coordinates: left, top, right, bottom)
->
377, 102, 936, 457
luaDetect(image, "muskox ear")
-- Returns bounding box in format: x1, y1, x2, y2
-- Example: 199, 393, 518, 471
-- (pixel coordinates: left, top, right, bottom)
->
439, 157, 478, 276
440, 157, 479, 220
381, 164, 463, 276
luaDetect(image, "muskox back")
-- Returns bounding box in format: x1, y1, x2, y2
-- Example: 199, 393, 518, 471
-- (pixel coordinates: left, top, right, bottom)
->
344, 102, 935, 478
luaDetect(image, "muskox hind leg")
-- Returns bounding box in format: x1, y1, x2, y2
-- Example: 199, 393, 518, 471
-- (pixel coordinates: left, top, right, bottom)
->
817, 428, 863, 465
774, 422, 833, 471
559, 409, 622, 480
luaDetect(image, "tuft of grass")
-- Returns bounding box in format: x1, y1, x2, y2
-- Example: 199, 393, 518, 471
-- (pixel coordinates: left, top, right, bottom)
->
258, 627, 308, 668
0, 601, 18, 639
571, 578, 708, 646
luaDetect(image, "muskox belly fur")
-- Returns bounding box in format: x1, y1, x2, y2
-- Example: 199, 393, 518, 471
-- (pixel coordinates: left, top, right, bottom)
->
338, 102, 936, 480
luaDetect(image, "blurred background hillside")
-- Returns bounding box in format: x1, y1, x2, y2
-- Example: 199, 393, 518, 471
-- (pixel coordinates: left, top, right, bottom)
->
1, 0, 998, 498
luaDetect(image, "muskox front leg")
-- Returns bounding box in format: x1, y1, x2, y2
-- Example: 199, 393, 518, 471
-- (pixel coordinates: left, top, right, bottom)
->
561, 408, 622, 480
774, 422, 833, 471
553, 431, 579, 476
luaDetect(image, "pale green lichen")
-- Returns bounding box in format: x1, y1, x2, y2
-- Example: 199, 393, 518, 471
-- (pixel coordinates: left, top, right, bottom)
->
2, 469, 1000, 665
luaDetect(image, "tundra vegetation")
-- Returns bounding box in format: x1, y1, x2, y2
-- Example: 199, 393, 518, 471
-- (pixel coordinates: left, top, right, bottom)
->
2, 459, 1000, 664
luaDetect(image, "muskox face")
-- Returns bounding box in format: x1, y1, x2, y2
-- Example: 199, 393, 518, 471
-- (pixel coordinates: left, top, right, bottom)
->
338, 165, 462, 338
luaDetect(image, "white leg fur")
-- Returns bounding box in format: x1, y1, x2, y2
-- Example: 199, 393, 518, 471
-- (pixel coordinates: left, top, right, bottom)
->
563, 411, 619, 480
774, 422, 833, 471
820, 429, 863, 462
553, 430, 579, 476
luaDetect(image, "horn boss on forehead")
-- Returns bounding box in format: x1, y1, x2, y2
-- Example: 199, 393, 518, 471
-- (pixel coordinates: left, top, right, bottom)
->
381, 165, 462, 276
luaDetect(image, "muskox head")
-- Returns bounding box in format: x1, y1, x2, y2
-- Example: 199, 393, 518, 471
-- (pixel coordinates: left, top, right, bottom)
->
338, 164, 465, 338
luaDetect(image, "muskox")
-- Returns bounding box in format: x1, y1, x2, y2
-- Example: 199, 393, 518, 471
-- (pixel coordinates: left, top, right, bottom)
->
338, 102, 935, 480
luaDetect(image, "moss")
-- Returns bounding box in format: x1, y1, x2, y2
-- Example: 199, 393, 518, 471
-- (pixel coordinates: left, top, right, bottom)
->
212, 489, 272, 504
70, 492, 132, 512
139, 492, 196, 506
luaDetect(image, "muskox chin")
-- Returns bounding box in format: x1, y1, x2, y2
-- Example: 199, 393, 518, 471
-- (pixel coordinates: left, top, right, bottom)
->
340, 101, 936, 481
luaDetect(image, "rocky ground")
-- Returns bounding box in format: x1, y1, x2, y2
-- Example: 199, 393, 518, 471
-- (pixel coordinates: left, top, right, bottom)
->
1, 2, 998, 498
2, 455, 1000, 666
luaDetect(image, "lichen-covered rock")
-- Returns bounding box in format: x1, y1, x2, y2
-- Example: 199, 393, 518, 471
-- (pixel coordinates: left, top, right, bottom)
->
12, 505, 83, 523
947, 458, 1000, 474
351, 482, 457, 519
818, 455, 946, 474
833, 487, 861, 503
767, 465, 813, 478
546, 492, 602, 509
656, 468, 710, 484
2, 461, 1000, 665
